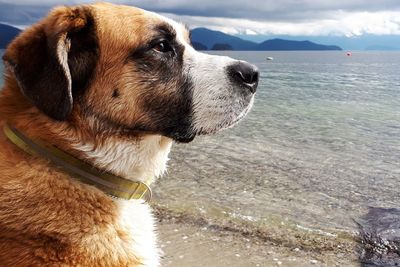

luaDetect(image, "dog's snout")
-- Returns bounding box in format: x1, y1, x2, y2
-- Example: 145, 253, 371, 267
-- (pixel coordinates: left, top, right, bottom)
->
227, 62, 259, 93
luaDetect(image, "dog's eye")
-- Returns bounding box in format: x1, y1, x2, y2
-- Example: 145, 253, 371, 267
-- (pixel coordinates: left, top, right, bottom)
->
153, 40, 173, 53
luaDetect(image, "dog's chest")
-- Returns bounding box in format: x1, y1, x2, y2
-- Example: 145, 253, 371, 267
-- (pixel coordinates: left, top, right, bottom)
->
114, 200, 160, 267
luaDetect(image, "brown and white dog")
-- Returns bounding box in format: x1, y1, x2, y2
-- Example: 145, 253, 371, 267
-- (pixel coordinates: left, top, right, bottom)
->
0, 2, 258, 266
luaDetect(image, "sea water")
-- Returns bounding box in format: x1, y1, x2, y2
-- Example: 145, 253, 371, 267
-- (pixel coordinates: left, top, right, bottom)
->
1, 50, 399, 260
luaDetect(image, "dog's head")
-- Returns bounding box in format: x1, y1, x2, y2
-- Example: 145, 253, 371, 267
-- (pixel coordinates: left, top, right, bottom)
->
3, 3, 258, 142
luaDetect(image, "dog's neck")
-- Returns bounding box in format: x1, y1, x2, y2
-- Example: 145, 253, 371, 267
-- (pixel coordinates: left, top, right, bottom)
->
6, 121, 173, 186
69, 134, 173, 184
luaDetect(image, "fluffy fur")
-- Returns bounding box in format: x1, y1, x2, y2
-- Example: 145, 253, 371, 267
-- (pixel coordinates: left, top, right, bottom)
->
0, 2, 258, 266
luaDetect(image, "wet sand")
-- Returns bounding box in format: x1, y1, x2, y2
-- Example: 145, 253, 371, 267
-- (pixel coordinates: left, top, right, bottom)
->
158, 221, 359, 267
155, 206, 361, 267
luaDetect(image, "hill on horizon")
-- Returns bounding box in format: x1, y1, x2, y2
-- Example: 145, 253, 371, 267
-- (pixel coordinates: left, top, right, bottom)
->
235, 33, 400, 51
191, 28, 342, 51
190, 28, 258, 50
257, 38, 341, 51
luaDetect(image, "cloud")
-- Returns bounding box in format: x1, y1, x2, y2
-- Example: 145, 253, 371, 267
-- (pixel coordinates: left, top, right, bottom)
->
1, 0, 400, 36
164, 10, 400, 37
2, 0, 400, 21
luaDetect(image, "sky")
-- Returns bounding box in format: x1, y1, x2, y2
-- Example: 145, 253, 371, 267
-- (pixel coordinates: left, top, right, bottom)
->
0, 0, 400, 37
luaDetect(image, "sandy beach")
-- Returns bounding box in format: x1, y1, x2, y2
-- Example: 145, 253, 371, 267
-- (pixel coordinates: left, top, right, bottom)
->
154, 205, 360, 267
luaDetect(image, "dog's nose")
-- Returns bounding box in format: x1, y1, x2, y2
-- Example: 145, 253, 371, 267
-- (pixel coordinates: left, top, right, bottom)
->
228, 62, 259, 93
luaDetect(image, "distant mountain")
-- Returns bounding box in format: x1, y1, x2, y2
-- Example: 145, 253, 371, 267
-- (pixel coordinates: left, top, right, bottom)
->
0, 23, 21, 49
256, 38, 341, 51
235, 33, 400, 51
190, 28, 342, 51
190, 28, 257, 50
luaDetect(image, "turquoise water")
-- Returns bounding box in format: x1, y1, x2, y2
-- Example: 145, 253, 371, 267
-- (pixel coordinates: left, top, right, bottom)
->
1, 50, 399, 248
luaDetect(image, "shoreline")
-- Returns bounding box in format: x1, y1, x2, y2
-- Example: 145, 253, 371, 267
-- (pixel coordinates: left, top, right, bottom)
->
154, 205, 360, 267
157, 218, 360, 267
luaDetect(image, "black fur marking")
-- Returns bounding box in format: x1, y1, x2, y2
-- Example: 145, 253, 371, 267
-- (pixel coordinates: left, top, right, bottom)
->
112, 89, 120, 98
68, 9, 99, 97
128, 24, 194, 142
155, 23, 176, 40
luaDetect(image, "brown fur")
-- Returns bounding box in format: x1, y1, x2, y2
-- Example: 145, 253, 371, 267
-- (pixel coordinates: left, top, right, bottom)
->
0, 3, 191, 266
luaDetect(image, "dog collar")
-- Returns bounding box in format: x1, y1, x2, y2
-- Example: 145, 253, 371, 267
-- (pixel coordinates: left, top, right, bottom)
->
3, 124, 152, 202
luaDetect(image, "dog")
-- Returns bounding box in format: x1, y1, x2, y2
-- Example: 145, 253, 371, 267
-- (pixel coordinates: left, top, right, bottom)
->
0, 2, 258, 266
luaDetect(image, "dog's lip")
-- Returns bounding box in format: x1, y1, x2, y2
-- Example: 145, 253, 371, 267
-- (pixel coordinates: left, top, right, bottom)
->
173, 135, 196, 143
227, 99, 253, 127
123, 124, 196, 143
195, 107, 251, 136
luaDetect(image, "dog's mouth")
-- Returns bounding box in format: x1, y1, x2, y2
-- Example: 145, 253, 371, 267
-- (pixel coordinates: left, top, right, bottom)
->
119, 89, 255, 144
158, 111, 251, 144
190, 96, 255, 138
173, 135, 196, 143
118, 107, 252, 144
224, 100, 254, 129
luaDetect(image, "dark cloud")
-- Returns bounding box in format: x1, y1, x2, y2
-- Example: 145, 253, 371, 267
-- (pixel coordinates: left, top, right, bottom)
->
1, 0, 400, 22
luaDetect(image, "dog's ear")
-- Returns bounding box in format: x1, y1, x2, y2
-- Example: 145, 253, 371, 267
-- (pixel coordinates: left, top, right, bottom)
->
2, 6, 98, 120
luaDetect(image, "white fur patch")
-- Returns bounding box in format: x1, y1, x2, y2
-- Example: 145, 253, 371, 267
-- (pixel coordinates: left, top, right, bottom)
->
115, 199, 161, 267
184, 51, 254, 134
78, 200, 160, 266
73, 135, 172, 184
56, 33, 73, 105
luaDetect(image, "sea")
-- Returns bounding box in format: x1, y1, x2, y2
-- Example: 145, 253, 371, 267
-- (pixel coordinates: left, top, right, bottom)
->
1, 50, 399, 264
